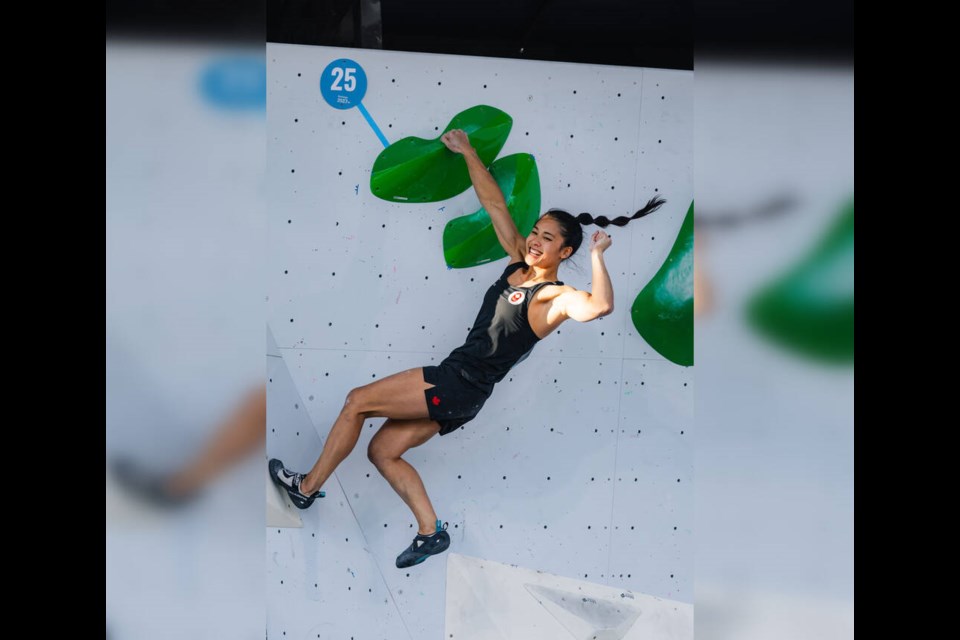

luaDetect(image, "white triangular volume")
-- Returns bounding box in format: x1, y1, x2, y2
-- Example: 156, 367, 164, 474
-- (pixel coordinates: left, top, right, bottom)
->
446, 554, 513, 640
525, 584, 641, 640
445, 553, 692, 640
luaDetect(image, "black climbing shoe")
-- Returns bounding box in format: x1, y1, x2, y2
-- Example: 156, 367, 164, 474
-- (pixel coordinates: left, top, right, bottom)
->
396, 520, 450, 568
268, 458, 325, 509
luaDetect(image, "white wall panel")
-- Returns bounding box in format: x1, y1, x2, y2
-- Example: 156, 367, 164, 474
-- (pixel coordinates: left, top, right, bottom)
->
267, 43, 693, 639
445, 553, 692, 640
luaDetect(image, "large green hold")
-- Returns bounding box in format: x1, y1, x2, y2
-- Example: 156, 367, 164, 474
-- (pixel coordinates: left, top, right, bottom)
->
442, 153, 541, 268
370, 105, 512, 203
746, 196, 854, 363
631, 201, 694, 366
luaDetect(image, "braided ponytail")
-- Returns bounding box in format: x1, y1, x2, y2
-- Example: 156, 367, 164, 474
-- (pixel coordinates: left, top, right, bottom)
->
573, 195, 667, 228
544, 195, 667, 260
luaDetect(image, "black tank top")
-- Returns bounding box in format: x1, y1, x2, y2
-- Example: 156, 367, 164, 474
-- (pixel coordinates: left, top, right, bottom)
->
443, 261, 564, 389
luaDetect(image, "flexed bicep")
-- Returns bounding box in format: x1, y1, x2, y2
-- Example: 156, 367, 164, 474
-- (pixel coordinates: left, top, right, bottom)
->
554, 289, 611, 322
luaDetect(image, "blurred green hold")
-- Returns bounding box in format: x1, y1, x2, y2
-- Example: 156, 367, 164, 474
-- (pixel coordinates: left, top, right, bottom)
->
370, 105, 512, 202
746, 196, 854, 363
443, 154, 541, 268
631, 201, 694, 366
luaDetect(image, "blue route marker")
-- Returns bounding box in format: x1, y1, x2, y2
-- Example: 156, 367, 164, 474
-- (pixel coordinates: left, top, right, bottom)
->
320, 59, 389, 148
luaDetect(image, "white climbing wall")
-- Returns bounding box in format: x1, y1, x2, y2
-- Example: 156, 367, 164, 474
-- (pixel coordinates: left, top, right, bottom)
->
266, 43, 693, 639
445, 553, 692, 640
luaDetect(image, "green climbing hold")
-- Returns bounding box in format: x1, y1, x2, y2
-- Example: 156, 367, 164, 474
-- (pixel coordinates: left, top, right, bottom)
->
746, 196, 854, 363
442, 153, 541, 268
631, 201, 694, 366
370, 105, 512, 203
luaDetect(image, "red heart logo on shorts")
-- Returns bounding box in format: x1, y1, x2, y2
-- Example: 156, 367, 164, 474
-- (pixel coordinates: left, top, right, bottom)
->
432, 396, 441, 405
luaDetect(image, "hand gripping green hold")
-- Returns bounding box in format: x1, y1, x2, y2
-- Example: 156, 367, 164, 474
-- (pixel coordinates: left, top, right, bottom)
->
370, 105, 513, 203
745, 196, 854, 363
631, 201, 694, 366
442, 153, 541, 268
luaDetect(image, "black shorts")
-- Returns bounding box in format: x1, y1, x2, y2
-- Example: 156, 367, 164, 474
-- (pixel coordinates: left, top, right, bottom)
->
422, 362, 493, 436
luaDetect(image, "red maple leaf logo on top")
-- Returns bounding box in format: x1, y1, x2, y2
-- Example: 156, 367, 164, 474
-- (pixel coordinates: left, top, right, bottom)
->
432, 396, 441, 405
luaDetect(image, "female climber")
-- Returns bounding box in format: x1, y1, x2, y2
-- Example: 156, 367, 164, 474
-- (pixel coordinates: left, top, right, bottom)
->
270, 128, 666, 568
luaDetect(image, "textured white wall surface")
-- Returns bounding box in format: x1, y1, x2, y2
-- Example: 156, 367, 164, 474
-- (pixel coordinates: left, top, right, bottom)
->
267, 43, 692, 639
446, 553, 692, 640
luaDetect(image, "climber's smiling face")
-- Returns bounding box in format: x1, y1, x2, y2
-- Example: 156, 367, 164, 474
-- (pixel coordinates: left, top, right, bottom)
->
525, 216, 573, 267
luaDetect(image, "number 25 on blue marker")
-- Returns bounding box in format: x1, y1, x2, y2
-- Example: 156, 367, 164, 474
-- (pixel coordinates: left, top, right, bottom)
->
319, 59, 388, 148
331, 67, 357, 92
321, 59, 368, 110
